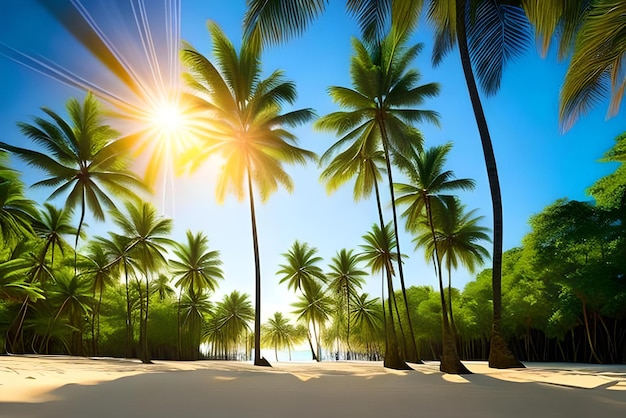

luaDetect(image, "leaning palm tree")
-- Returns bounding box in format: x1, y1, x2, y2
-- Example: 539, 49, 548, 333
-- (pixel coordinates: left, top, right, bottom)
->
277, 240, 327, 295
180, 22, 316, 367
360, 223, 411, 370
261, 312, 299, 361
315, 32, 439, 363
0, 93, 146, 268
170, 230, 224, 359
110, 201, 173, 363
394, 143, 475, 374
326, 248, 367, 357
413, 197, 490, 332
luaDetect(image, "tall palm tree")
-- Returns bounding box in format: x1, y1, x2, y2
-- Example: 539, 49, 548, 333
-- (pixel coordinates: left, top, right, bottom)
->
360, 223, 411, 370
326, 248, 367, 357
315, 32, 439, 363
261, 311, 300, 361
292, 279, 332, 361
395, 143, 474, 373
277, 240, 327, 294
0, 93, 145, 268
180, 22, 316, 367
413, 197, 490, 331
111, 201, 173, 363
170, 230, 224, 359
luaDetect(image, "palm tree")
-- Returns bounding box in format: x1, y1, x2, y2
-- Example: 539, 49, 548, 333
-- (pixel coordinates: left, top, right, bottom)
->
33, 203, 78, 268
94, 232, 136, 358
277, 240, 327, 294
111, 201, 173, 363
0, 93, 145, 259
360, 223, 411, 370
523, 1, 625, 130
46, 270, 93, 355
326, 248, 367, 357
261, 312, 299, 361
394, 143, 474, 373
351, 292, 384, 359
315, 32, 439, 364
170, 230, 224, 359
180, 22, 316, 367
292, 280, 332, 361
213, 290, 254, 360
0, 153, 37, 246
150, 274, 175, 302
78, 241, 114, 355
413, 197, 490, 331
179, 290, 213, 360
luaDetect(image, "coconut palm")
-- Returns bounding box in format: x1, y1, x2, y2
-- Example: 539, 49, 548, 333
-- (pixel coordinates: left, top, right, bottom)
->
94, 232, 136, 358
0, 153, 37, 246
110, 201, 173, 363
150, 274, 175, 302
360, 223, 411, 369
277, 240, 327, 294
0, 93, 146, 268
78, 241, 114, 355
170, 230, 224, 359
261, 312, 299, 361
213, 290, 254, 360
326, 248, 367, 357
33, 203, 78, 268
180, 22, 316, 367
394, 143, 475, 373
315, 32, 439, 363
179, 290, 213, 360
351, 292, 384, 359
523, 1, 625, 130
413, 197, 490, 331
292, 279, 332, 361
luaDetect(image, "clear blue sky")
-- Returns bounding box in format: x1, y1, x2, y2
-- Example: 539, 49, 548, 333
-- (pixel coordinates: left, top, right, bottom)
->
0, 0, 623, 322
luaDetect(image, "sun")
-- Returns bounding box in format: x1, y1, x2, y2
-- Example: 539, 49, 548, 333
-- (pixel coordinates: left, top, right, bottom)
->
150, 100, 185, 138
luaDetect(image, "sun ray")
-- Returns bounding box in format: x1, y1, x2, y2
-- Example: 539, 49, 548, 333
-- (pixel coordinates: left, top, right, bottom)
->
0, 0, 209, 217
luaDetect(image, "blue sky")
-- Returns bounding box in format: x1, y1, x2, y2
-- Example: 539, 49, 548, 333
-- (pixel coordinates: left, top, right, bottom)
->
0, 0, 624, 322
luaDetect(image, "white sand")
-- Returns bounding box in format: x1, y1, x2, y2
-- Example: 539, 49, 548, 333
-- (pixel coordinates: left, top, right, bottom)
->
1, 356, 625, 417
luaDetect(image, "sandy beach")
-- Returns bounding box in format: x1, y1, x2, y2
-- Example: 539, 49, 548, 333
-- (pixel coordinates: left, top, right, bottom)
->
1, 355, 625, 417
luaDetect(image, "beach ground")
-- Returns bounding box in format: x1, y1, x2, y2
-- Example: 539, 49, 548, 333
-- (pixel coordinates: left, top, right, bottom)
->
1, 355, 625, 417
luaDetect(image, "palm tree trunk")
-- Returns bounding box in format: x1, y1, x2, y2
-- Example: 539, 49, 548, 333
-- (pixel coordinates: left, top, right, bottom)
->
124, 262, 133, 358
383, 264, 411, 370
379, 120, 421, 364
426, 197, 470, 374
455, 0, 522, 369
142, 274, 152, 364
247, 170, 270, 367
177, 292, 182, 360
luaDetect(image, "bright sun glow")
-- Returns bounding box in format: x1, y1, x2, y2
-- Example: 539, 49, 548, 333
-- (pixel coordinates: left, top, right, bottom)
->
151, 101, 185, 137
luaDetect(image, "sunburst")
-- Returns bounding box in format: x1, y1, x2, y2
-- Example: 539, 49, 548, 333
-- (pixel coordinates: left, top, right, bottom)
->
0, 0, 211, 213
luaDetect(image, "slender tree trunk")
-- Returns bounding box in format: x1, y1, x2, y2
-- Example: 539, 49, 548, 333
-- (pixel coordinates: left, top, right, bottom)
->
177, 293, 182, 360
373, 180, 410, 370
124, 263, 132, 358
378, 120, 420, 363
455, 0, 522, 369
247, 170, 270, 367
141, 274, 152, 364
427, 198, 470, 374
